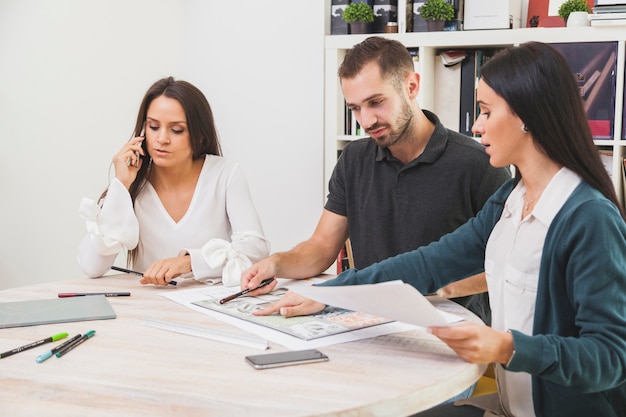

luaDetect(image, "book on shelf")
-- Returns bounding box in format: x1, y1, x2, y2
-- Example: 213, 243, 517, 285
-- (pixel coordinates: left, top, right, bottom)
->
444, 0, 464, 31
593, 5, 626, 13
589, 12, 626, 25
407, 47, 420, 73
441, 50, 468, 67
589, 11, 626, 18
590, 17, 626, 25
331, 0, 350, 35
373, 0, 398, 33
594, 0, 626, 8
598, 148, 614, 178
550, 42, 618, 139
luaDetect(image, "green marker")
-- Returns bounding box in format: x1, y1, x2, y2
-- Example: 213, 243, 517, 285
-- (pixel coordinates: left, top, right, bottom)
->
0, 332, 68, 359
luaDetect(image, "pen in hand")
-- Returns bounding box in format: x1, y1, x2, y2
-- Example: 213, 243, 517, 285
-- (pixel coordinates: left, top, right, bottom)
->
110, 266, 177, 286
219, 278, 275, 304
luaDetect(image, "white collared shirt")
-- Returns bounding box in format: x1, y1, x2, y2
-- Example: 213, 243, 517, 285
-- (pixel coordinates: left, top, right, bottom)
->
485, 167, 581, 417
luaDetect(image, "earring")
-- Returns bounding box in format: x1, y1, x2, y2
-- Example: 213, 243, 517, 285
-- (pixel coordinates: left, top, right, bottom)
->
521, 124, 529, 132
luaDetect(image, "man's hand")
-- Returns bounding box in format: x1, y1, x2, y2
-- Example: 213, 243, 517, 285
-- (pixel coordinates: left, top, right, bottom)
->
240, 257, 279, 295
252, 290, 325, 317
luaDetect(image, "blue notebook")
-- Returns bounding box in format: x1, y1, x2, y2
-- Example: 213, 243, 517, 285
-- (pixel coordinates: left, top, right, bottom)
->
0, 295, 116, 328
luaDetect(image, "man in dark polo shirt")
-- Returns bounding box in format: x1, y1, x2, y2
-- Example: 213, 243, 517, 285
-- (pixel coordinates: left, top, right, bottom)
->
241, 36, 510, 326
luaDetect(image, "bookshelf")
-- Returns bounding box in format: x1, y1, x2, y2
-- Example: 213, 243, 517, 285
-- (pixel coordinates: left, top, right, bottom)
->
323, 26, 626, 205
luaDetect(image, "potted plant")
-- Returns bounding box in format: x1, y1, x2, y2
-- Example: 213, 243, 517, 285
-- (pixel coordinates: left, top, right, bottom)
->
558, 0, 591, 24
342, 2, 374, 34
419, 0, 455, 31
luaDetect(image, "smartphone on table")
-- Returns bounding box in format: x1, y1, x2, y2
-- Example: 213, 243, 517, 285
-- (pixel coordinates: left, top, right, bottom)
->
245, 349, 329, 370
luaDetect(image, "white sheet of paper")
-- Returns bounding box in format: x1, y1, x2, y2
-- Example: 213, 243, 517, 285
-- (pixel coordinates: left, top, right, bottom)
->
289, 280, 462, 328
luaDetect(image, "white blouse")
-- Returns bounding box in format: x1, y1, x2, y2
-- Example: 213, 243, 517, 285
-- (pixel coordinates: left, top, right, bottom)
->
78, 155, 270, 286
485, 167, 581, 417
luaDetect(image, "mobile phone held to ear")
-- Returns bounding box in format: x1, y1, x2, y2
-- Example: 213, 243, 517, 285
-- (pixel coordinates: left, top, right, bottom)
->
245, 349, 329, 370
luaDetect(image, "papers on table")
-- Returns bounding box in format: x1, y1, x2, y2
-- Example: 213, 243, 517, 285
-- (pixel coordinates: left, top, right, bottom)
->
161, 278, 417, 350
290, 280, 463, 328
161, 279, 463, 350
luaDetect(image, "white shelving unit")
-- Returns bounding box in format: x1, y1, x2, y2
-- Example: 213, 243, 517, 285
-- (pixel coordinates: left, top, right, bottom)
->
324, 26, 626, 204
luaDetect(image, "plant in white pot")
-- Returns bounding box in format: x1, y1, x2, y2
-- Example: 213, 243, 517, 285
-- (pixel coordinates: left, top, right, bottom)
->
558, 0, 591, 26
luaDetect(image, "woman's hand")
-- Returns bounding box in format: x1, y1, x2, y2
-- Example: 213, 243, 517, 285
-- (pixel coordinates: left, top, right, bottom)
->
252, 290, 325, 317
113, 135, 145, 189
428, 322, 514, 365
140, 254, 191, 286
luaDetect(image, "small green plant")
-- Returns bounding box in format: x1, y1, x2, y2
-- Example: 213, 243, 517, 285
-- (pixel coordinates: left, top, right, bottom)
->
341, 2, 375, 24
419, 0, 455, 21
558, 0, 591, 20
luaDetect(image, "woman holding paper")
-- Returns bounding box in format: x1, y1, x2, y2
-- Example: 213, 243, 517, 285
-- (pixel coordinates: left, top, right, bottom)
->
254, 42, 626, 417
78, 77, 269, 286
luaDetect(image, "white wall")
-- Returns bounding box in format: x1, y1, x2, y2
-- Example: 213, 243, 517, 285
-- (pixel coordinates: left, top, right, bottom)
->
0, 0, 324, 290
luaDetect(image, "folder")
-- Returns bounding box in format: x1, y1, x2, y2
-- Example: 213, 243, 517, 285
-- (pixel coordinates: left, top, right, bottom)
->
0, 295, 116, 329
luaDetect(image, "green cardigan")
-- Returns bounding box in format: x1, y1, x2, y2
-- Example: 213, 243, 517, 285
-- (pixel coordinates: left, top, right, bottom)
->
322, 179, 626, 416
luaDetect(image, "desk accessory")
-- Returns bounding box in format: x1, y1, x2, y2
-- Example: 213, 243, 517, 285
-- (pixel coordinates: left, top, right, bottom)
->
0, 332, 68, 359
36, 333, 82, 363
219, 278, 275, 304
141, 317, 268, 350
110, 266, 177, 286
245, 349, 329, 369
0, 295, 116, 329
56, 330, 96, 358
58, 292, 131, 298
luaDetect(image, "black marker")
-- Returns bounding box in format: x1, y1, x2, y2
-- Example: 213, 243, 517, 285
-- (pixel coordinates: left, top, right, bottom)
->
110, 266, 177, 286
219, 278, 275, 304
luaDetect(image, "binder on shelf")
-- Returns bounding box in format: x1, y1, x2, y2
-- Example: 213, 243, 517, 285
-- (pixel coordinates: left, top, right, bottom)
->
331, 0, 350, 35
459, 50, 476, 136
434, 52, 463, 132
550, 42, 618, 139
373, 0, 398, 33
412, 1, 428, 32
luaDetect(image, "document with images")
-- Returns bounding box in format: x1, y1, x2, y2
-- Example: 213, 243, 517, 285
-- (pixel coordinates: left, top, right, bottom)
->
192, 287, 392, 341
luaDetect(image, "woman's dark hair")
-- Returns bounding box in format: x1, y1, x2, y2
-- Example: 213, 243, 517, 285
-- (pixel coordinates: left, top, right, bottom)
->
100, 77, 223, 266
480, 41, 624, 219
127, 76, 222, 200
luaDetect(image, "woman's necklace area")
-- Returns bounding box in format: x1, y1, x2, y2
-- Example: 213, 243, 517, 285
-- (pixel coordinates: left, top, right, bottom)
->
523, 193, 542, 211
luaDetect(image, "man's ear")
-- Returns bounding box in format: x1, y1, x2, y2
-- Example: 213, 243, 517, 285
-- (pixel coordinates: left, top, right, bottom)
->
406, 72, 420, 100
